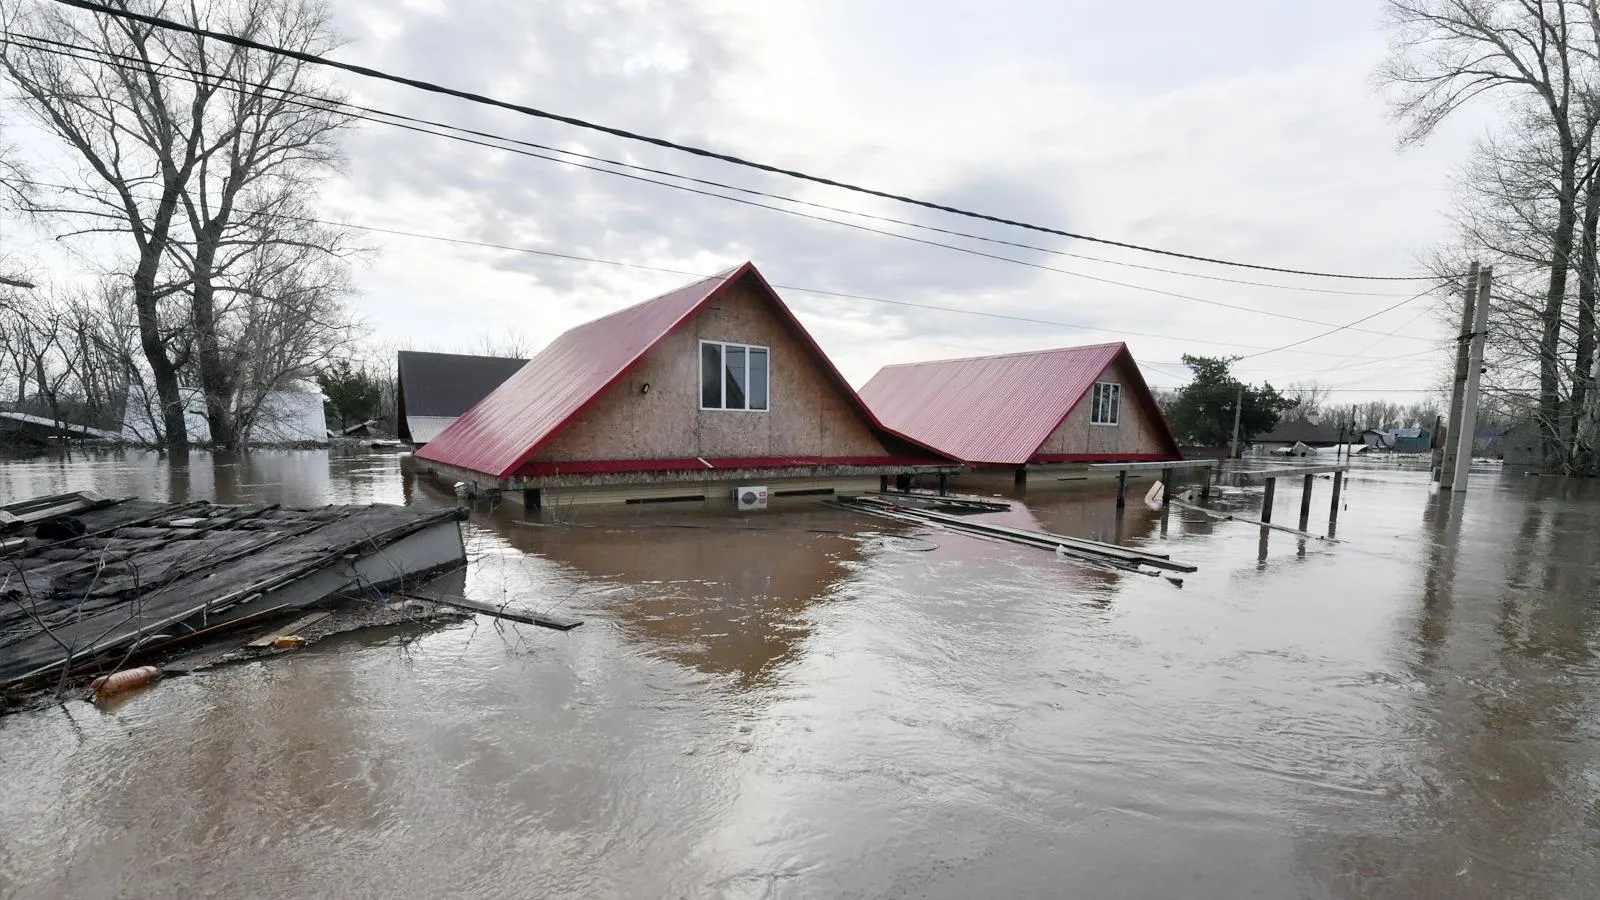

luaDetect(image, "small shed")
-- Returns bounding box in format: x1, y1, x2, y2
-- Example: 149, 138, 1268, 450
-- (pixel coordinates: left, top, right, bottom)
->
415, 262, 958, 507
396, 351, 528, 446
856, 342, 1181, 483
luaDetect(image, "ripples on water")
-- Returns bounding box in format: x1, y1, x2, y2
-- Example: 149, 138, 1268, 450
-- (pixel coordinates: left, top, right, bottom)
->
2, 450, 1599, 899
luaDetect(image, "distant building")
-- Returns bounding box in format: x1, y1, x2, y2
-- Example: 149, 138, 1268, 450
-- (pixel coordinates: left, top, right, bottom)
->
121, 386, 328, 446
1360, 427, 1433, 454
1500, 421, 1542, 468
415, 262, 958, 507
1253, 419, 1343, 453
1473, 425, 1507, 457
857, 342, 1181, 482
395, 351, 528, 446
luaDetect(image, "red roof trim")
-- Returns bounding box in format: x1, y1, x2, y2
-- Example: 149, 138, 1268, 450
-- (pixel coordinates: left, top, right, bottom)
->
518, 455, 949, 476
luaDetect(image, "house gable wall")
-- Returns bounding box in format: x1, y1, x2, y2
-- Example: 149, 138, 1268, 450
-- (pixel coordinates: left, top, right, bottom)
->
1035, 356, 1169, 457
534, 281, 888, 463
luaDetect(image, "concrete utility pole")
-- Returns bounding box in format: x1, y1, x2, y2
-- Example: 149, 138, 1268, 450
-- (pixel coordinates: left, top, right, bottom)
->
1229, 387, 1243, 459
1439, 261, 1481, 488
1451, 266, 1492, 491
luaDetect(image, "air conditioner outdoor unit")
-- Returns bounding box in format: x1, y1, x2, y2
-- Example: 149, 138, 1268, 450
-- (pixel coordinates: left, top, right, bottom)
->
734, 486, 769, 511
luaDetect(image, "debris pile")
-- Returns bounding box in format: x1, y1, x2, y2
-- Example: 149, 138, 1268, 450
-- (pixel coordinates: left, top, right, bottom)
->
1, 491, 467, 706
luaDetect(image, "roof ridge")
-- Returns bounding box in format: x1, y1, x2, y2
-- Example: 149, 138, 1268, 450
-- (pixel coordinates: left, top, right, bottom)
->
566, 263, 744, 332
875, 341, 1125, 370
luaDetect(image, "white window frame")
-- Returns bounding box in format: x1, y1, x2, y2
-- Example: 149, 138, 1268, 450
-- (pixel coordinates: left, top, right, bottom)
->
699, 340, 770, 412
1090, 381, 1121, 426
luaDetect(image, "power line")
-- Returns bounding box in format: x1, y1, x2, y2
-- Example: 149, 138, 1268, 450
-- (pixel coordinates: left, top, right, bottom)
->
1232, 286, 1442, 361
19, 30, 1408, 297
47, 0, 1445, 283
9, 175, 1430, 362
5, 33, 1447, 343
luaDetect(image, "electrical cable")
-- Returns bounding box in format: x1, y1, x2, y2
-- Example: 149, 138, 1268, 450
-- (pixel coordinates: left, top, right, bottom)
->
47, 0, 1448, 282
3, 31, 1444, 339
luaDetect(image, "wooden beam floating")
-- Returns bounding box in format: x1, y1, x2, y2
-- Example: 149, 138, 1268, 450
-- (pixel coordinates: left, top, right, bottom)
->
401, 591, 583, 631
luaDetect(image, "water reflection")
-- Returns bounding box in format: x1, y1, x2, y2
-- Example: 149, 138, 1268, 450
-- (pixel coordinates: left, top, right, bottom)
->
4, 452, 1600, 898
474, 506, 874, 685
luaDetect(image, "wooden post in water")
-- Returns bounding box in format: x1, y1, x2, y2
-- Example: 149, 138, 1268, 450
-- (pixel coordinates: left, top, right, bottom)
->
1440, 261, 1481, 489
1328, 470, 1343, 533
1116, 470, 1128, 508
1451, 267, 1493, 492
1200, 465, 1212, 502
1014, 467, 1027, 487
1262, 477, 1276, 523
1298, 473, 1314, 531
938, 473, 949, 496
1161, 468, 1175, 505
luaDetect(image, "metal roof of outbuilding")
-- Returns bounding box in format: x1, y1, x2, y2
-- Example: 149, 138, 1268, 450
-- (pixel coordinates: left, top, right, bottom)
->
857, 343, 1180, 465
396, 351, 527, 419
416, 262, 949, 478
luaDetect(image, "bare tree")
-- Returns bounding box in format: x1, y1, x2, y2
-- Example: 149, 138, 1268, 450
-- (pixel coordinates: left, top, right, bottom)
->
1280, 381, 1332, 422
1, 0, 353, 450
473, 329, 535, 359
1380, 0, 1600, 466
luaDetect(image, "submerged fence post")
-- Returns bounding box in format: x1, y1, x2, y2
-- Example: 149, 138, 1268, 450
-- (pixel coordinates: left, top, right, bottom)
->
1262, 477, 1276, 523
1161, 467, 1175, 505
1329, 470, 1343, 534
1116, 470, 1128, 508
1200, 464, 1212, 502
1298, 473, 1314, 532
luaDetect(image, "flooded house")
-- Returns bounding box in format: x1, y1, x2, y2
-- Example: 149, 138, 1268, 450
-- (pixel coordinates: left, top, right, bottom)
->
414, 262, 958, 507
395, 350, 528, 446
856, 342, 1181, 485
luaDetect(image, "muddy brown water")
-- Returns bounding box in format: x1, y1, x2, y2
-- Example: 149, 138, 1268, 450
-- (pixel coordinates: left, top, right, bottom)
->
2, 450, 1599, 899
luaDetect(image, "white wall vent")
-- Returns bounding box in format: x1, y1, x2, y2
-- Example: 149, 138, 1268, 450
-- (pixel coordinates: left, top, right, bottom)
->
734, 486, 769, 511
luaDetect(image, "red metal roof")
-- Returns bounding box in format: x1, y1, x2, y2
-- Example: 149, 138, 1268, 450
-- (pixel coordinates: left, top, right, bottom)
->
416, 262, 951, 478
857, 343, 1181, 465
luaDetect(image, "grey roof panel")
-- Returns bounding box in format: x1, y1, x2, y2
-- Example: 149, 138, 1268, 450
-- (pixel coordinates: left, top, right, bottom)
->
396, 351, 528, 419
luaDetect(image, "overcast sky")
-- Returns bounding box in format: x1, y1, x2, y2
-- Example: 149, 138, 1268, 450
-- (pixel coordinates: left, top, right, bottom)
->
5, 0, 1482, 398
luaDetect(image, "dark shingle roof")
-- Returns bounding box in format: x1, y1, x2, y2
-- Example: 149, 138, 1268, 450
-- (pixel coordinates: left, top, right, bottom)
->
1255, 418, 1343, 445
396, 351, 527, 419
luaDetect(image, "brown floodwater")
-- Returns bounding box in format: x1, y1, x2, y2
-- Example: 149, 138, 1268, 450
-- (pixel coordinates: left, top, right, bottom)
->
2, 449, 1599, 899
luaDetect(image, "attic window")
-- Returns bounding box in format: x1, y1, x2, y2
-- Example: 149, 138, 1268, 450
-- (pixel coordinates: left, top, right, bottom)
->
700, 341, 769, 411
1091, 381, 1120, 426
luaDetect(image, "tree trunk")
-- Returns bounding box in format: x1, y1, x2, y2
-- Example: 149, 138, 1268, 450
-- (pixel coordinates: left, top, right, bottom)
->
1572, 168, 1600, 473
132, 255, 186, 451
1539, 154, 1579, 470
190, 245, 237, 449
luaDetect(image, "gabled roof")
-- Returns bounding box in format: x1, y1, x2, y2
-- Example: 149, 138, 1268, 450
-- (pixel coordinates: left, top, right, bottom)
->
1256, 418, 1343, 445
396, 351, 527, 419
417, 262, 947, 478
858, 343, 1181, 465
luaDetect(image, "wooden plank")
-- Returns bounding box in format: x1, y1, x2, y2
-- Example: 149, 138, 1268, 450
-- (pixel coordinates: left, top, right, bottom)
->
878, 504, 1180, 564
1088, 460, 1218, 472
1223, 463, 1349, 482
400, 591, 583, 630
246, 611, 332, 648
840, 499, 1198, 573
1170, 498, 1336, 542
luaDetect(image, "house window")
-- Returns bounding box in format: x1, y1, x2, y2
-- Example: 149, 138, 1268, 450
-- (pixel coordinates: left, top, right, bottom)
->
700, 341, 769, 410
1091, 381, 1120, 425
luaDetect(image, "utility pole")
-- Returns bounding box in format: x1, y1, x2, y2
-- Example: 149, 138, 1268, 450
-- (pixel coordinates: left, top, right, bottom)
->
1228, 387, 1243, 459
1451, 266, 1492, 491
1439, 261, 1480, 488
